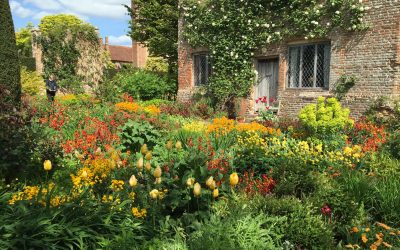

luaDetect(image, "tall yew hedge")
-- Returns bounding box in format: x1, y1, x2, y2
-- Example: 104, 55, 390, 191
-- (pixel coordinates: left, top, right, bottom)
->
0, 0, 21, 110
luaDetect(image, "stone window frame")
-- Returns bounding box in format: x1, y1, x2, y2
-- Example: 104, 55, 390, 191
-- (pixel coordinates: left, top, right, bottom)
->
192, 52, 212, 86
286, 41, 331, 89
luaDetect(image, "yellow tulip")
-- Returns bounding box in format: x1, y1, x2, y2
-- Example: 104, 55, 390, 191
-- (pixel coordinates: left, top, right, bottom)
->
166, 140, 173, 150
230, 173, 239, 186
193, 183, 201, 197
43, 160, 52, 171
141, 144, 148, 155
186, 177, 195, 187
206, 176, 214, 187
175, 141, 182, 150
213, 188, 219, 198
145, 162, 152, 171
136, 157, 144, 170
155, 177, 162, 184
145, 151, 152, 161
153, 166, 162, 178
129, 175, 137, 187
209, 180, 216, 190
149, 189, 159, 199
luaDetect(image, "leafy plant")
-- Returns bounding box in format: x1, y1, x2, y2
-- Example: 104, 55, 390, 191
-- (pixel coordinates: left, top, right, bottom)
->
21, 66, 45, 96
333, 75, 356, 100
119, 120, 162, 152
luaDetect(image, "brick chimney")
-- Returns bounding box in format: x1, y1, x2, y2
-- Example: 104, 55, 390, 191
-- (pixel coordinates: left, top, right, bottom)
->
131, 0, 149, 68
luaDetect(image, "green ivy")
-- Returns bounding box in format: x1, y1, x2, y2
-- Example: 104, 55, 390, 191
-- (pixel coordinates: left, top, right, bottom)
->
182, 0, 368, 113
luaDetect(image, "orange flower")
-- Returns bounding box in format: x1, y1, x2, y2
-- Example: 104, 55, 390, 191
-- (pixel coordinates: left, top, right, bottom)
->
351, 227, 360, 233
382, 242, 393, 248
376, 222, 391, 231
361, 233, 368, 244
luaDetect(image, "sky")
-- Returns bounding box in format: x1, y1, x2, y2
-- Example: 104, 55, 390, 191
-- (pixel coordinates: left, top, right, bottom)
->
10, 0, 133, 46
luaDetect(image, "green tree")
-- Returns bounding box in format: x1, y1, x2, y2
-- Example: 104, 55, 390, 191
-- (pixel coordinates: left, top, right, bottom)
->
126, 0, 178, 74
16, 22, 34, 57
0, 0, 21, 109
39, 14, 83, 35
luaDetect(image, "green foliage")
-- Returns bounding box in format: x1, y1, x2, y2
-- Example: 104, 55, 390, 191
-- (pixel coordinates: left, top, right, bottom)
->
114, 69, 176, 100
36, 14, 101, 89
365, 96, 400, 132
372, 176, 400, 225
126, 1, 178, 70
333, 75, 356, 101
19, 57, 36, 71
299, 97, 354, 136
119, 120, 162, 152
385, 130, 400, 159
189, 213, 284, 250
145, 57, 169, 73
0, 0, 21, 109
21, 66, 44, 96
183, 0, 367, 112
15, 22, 34, 57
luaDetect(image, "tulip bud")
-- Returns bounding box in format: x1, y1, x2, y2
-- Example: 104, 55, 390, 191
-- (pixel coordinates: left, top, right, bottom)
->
155, 177, 162, 184
166, 140, 173, 150
213, 188, 219, 198
141, 144, 148, 155
136, 157, 144, 170
230, 173, 239, 187
129, 175, 137, 187
153, 166, 162, 178
209, 180, 216, 190
149, 189, 159, 199
95, 147, 102, 155
145, 151, 152, 161
193, 183, 201, 197
43, 160, 52, 171
206, 176, 214, 187
175, 141, 182, 150
186, 177, 195, 187
145, 162, 152, 171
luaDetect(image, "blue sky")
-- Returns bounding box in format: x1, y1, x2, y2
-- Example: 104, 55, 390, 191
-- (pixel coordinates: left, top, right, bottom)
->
10, 0, 133, 46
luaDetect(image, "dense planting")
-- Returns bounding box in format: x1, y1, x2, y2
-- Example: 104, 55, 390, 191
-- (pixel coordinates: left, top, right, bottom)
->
1, 92, 399, 249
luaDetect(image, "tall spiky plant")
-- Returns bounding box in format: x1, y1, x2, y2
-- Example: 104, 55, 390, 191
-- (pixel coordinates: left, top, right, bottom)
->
0, 0, 21, 111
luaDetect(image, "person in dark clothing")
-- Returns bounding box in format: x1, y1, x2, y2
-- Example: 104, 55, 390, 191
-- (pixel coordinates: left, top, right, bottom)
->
45, 74, 58, 102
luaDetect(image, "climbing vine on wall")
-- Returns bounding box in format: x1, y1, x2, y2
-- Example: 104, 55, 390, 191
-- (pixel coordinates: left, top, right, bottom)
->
182, 0, 368, 113
35, 15, 105, 92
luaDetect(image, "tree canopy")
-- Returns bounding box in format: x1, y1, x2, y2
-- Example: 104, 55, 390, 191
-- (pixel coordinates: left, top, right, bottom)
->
16, 22, 34, 58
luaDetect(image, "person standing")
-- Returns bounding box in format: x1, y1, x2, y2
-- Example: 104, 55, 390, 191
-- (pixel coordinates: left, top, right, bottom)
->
45, 74, 58, 102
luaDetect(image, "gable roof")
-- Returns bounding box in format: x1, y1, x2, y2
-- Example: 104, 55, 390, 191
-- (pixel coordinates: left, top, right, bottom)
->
106, 45, 133, 63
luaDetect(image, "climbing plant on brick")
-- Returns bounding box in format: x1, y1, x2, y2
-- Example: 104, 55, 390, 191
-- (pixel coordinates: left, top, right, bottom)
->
182, 0, 368, 116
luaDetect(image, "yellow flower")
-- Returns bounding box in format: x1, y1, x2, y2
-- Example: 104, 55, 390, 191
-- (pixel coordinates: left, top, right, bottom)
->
149, 189, 159, 199
209, 180, 216, 190
365, 228, 371, 232
129, 175, 137, 187
145, 151, 152, 161
110, 180, 124, 191
175, 141, 182, 150
206, 176, 214, 188
166, 140, 173, 150
155, 177, 162, 184
186, 177, 195, 187
361, 233, 368, 244
230, 173, 239, 187
81, 170, 88, 178
132, 207, 147, 218
43, 160, 52, 171
153, 166, 162, 178
351, 227, 360, 233
136, 157, 144, 170
141, 144, 148, 155
382, 242, 392, 248
145, 162, 152, 171
193, 183, 201, 197
213, 188, 219, 198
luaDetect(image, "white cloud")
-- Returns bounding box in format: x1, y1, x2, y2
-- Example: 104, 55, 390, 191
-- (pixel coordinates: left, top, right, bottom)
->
10, 0, 34, 18
108, 35, 131, 46
24, 0, 61, 11
12, 0, 131, 20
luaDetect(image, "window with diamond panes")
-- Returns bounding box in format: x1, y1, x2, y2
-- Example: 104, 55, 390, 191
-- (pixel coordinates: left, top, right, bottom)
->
288, 43, 331, 88
194, 54, 211, 86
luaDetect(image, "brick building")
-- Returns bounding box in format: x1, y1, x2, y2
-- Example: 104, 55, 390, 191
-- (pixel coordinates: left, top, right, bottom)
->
177, 0, 400, 118
102, 36, 148, 68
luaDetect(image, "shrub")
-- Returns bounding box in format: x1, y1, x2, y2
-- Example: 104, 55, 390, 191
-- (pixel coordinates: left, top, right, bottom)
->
299, 97, 354, 137
21, 66, 45, 96
115, 69, 176, 101
385, 130, 400, 159
119, 120, 162, 152
144, 57, 169, 73
0, 0, 21, 109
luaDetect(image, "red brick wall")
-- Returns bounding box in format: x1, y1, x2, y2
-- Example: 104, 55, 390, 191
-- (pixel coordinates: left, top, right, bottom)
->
177, 0, 400, 118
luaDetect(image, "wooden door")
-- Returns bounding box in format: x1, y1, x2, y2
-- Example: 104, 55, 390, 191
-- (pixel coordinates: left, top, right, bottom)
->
255, 59, 279, 110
